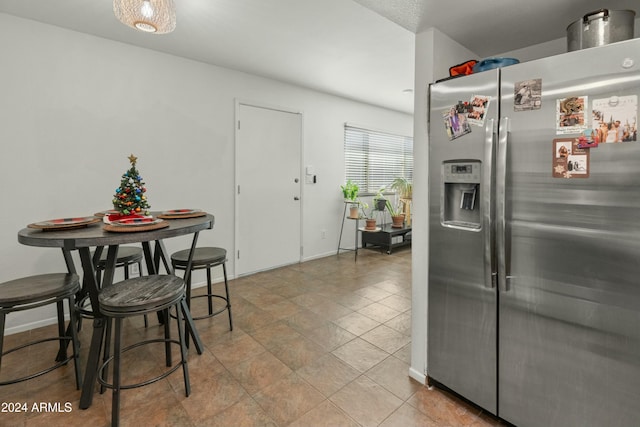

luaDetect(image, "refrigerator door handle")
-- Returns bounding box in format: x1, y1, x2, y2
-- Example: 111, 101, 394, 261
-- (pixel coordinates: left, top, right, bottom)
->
497, 117, 510, 292
483, 118, 496, 289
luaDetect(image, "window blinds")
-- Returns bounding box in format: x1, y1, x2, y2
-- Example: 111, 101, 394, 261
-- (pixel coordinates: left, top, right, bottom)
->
344, 124, 413, 194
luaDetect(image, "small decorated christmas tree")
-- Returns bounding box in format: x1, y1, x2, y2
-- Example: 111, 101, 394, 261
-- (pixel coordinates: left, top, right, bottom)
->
112, 154, 151, 216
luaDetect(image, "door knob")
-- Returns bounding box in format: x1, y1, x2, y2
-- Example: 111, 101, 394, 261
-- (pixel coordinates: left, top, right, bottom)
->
294, 178, 299, 183
294, 197, 300, 201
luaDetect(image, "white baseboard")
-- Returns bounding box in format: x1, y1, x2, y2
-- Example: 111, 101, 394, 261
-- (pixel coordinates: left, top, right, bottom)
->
302, 250, 339, 262
409, 366, 427, 385
5, 315, 66, 336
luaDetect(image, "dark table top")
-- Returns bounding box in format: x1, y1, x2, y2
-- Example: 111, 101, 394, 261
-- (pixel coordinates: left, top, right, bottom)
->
17, 213, 215, 249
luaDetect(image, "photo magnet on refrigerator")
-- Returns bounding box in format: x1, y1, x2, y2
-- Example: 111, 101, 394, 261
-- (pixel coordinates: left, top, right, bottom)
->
443, 103, 472, 140
466, 95, 491, 127
556, 96, 588, 134
514, 79, 542, 111
592, 95, 638, 143
553, 138, 590, 179
577, 129, 599, 149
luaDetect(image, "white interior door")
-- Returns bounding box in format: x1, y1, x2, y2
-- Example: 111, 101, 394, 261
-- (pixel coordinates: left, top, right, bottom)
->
236, 103, 302, 276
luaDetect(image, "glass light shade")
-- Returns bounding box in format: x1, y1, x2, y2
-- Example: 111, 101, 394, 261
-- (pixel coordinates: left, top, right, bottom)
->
113, 0, 176, 34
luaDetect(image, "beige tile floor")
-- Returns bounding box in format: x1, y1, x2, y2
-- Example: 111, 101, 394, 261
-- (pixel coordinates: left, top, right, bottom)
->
0, 247, 505, 426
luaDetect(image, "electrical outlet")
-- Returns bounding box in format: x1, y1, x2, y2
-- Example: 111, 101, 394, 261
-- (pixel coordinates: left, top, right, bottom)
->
321, 229, 326, 239
130, 263, 140, 276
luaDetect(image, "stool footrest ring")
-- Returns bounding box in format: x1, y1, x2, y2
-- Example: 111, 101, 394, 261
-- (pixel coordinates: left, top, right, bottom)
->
0, 336, 76, 386
97, 338, 186, 390
171, 294, 230, 321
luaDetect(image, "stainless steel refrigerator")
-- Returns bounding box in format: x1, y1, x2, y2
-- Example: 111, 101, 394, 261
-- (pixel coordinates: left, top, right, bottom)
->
428, 38, 640, 427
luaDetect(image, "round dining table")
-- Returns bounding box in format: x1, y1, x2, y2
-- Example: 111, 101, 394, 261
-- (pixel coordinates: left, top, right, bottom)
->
17, 212, 214, 409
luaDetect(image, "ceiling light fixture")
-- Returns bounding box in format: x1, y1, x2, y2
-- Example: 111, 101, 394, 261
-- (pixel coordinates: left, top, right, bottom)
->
113, 0, 176, 34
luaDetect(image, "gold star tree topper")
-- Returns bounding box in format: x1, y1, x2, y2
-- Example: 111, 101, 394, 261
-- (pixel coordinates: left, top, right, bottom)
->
128, 154, 138, 166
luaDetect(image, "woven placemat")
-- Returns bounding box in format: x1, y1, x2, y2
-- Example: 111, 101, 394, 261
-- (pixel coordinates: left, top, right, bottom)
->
28, 217, 102, 231
157, 211, 207, 219
103, 220, 169, 233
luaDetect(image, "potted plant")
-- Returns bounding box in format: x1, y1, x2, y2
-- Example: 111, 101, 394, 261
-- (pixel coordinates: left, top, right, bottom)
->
388, 177, 412, 199
359, 202, 377, 230
341, 180, 360, 218
388, 177, 412, 226
386, 197, 405, 228
341, 179, 359, 201
373, 188, 387, 211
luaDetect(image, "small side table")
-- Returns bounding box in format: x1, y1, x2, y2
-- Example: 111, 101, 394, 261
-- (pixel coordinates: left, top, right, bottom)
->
361, 223, 412, 254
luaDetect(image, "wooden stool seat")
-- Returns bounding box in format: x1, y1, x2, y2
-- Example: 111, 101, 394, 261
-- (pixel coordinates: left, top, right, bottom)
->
0, 273, 82, 388
96, 246, 143, 268
99, 275, 185, 315
171, 247, 232, 327
171, 247, 226, 268
0, 273, 79, 307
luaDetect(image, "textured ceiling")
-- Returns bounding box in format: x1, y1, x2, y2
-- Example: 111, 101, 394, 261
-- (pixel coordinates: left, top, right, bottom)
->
0, 0, 638, 115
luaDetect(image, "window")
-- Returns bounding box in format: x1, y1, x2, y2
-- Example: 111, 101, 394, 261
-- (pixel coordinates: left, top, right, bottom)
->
344, 124, 413, 194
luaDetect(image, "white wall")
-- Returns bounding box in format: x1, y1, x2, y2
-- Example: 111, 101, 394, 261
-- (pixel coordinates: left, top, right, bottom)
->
0, 13, 412, 333
497, 38, 566, 63
410, 28, 477, 384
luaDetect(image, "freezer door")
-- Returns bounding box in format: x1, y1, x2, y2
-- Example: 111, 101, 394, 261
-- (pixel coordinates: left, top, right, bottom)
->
498, 38, 640, 427
428, 71, 498, 414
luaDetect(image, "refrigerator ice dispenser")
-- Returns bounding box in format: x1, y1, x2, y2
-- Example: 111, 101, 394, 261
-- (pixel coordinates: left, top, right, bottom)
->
442, 160, 481, 229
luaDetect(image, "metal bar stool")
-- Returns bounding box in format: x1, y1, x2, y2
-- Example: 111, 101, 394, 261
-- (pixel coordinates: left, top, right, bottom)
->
0, 273, 82, 388
98, 275, 191, 427
170, 247, 232, 329
78, 246, 148, 328
96, 246, 144, 287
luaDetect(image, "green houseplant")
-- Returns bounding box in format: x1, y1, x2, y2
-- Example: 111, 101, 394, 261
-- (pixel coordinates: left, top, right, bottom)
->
387, 177, 412, 227
385, 198, 402, 217
341, 179, 359, 202
373, 188, 387, 211
388, 176, 412, 199
359, 201, 377, 230
341, 180, 360, 218
386, 197, 405, 228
